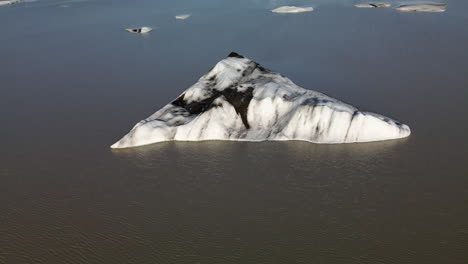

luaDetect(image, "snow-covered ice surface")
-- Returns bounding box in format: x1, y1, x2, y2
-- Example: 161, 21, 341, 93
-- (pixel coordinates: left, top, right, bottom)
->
395, 4, 447, 12
355, 3, 391, 8
111, 53, 410, 148
271, 6, 314, 13
175, 14, 191, 20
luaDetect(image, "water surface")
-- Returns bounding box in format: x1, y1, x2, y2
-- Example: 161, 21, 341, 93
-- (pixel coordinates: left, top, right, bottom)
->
1, 0, 467, 263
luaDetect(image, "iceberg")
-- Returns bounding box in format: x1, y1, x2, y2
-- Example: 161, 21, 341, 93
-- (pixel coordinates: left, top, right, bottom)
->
271, 6, 314, 13
395, 4, 447, 12
111, 53, 410, 148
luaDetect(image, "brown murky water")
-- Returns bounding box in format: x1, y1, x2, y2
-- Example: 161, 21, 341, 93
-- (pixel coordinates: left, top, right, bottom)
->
1, 0, 467, 263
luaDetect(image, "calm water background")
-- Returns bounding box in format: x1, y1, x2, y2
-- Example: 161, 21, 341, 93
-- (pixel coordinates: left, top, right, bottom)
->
1, 0, 467, 263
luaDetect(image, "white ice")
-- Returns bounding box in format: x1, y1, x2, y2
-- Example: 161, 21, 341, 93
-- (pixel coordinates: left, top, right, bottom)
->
395, 4, 447, 12
111, 53, 411, 148
271, 6, 314, 13
175, 14, 191, 20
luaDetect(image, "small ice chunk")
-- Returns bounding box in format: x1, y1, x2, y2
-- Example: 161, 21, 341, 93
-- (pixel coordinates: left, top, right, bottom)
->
355, 3, 391, 8
125, 27, 153, 34
175, 14, 191, 20
271, 6, 314, 13
395, 4, 447, 12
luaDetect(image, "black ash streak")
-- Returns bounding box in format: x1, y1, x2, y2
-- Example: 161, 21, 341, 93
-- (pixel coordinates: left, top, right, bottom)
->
172, 87, 254, 129
170, 52, 263, 129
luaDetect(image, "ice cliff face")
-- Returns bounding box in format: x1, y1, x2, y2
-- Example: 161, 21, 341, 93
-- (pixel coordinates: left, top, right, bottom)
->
111, 53, 410, 148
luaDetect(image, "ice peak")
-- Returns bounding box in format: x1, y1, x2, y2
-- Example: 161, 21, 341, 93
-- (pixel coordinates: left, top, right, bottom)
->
111, 53, 410, 149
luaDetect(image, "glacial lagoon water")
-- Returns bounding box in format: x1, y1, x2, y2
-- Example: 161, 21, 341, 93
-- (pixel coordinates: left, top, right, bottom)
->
1, 0, 467, 263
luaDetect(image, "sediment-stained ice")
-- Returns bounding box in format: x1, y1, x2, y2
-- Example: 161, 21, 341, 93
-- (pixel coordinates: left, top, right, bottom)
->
355, 3, 391, 8
125, 27, 152, 34
271, 6, 314, 13
111, 53, 411, 148
395, 4, 447, 12
0, 0, 22, 6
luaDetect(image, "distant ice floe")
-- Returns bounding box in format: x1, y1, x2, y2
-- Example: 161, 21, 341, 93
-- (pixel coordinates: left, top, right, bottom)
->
355, 3, 391, 8
271, 6, 314, 13
125, 27, 153, 34
395, 4, 447, 13
0, 0, 22, 6
354, 2, 447, 13
175, 14, 191, 20
111, 52, 411, 149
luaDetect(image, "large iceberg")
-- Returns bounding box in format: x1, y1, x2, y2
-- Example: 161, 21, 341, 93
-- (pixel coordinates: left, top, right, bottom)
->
111, 53, 410, 148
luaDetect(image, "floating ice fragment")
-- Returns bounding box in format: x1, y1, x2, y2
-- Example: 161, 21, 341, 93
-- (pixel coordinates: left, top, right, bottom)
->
355, 3, 391, 8
0, 0, 22, 6
111, 53, 411, 148
271, 6, 314, 13
175, 14, 191, 20
125, 27, 153, 34
395, 4, 447, 12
